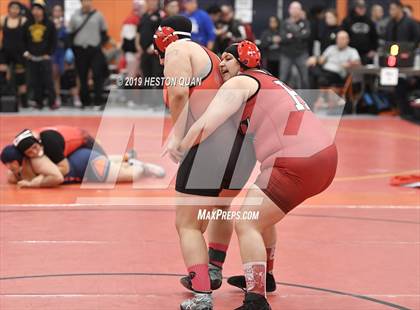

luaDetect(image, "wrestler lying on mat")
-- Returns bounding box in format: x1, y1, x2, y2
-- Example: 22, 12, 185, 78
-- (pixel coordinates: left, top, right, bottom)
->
11, 126, 112, 177
1, 144, 165, 188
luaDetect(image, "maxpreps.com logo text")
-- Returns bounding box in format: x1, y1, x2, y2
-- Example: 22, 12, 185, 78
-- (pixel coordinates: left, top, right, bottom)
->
197, 209, 260, 221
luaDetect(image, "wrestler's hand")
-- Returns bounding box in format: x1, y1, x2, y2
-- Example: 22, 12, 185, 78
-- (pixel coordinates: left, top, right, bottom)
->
162, 136, 184, 164
17, 179, 33, 188
17, 175, 43, 188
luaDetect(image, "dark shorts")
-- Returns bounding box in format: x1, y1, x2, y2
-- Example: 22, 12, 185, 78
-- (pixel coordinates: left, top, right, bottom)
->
256, 144, 338, 213
176, 121, 256, 197
0, 48, 25, 70
0, 49, 5, 65
64, 148, 110, 184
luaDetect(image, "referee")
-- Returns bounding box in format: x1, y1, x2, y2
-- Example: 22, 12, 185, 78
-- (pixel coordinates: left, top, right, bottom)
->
68, 0, 109, 108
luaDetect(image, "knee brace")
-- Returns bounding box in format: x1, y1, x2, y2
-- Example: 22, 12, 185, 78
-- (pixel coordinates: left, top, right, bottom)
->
15, 71, 26, 87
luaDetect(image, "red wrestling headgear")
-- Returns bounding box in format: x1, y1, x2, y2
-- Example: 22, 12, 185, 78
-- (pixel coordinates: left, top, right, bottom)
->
153, 26, 179, 58
153, 15, 193, 59
237, 40, 261, 69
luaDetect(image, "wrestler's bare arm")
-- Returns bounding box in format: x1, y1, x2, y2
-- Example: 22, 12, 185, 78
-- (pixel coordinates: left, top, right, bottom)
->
55, 158, 70, 176
6, 158, 36, 184
18, 156, 64, 188
164, 42, 192, 140
7, 171, 18, 184
179, 76, 257, 151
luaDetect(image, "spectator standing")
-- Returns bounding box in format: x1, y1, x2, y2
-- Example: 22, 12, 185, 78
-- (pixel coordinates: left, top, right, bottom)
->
385, 0, 420, 45
182, 0, 216, 50
370, 4, 389, 41
121, 13, 141, 79
279, 1, 311, 88
0, 1, 28, 107
206, 5, 222, 25
23, 0, 57, 109
69, 0, 109, 108
319, 9, 341, 53
137, 0, 164, 88
385, 0, 420, 117
260, 16, 282, 77
206, 5, 223, 53
403, 5, 413, 18
215, 5, 247, 54
51, 4, 81, 108
307, 5, 325, 55
164, 0, 180, 17
342, 0, 378, 64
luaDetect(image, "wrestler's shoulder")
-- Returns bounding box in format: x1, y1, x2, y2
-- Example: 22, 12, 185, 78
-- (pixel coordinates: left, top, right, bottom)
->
166, 40, 190, 52
223, 75, 259, 89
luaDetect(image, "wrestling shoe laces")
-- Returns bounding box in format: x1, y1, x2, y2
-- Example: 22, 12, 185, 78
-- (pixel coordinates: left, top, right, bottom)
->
180, 292, 213, 310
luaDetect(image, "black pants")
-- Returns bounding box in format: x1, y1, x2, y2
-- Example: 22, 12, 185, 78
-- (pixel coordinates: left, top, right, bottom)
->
395, 78, 411, 116
140, 52, 163, 89
28, 59, 55, 107
73, 46, 106, 106
309, 66, 344, 88
266, 60, 280, 78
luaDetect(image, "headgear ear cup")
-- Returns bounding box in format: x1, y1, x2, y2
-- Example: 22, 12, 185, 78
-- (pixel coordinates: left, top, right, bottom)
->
237, 40, 261, 69
13, 129, 40, 153
153, 26, 179, 58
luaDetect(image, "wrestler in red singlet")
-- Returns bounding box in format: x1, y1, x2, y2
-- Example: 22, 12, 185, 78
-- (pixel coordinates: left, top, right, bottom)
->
33, 126, 103, 157
163, 43, 223, 122
239, 69, 338, 213
154, 16, 256, 309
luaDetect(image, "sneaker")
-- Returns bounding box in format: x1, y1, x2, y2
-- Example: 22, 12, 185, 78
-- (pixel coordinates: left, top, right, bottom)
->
73, 97, 82, 108
227, 273, 276, 293
234, 292, 271, 310
180, 264, 223, 291
129, 159, 166, 178
180, 293, 212, 310
127, 100, 136, 109
143, 162, 166, 178
49, 100, 60, 110
55, 97, 62, 107
93, 104, 105, 111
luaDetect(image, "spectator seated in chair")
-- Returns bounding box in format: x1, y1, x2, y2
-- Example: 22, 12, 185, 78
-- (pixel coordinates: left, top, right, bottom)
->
307, 31, 361, 110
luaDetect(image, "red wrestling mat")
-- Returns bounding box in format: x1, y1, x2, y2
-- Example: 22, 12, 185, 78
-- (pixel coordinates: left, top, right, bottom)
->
1, 115, 419, 309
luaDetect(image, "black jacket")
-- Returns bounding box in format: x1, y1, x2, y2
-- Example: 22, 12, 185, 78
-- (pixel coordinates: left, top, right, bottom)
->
342, 12, 378, 55
260, 28, 281, 61
280, 18, 311, 56
138, 10, 163, 50
319, 24, 341, 53
24, 18, 57, 56
385, 14, 420, 45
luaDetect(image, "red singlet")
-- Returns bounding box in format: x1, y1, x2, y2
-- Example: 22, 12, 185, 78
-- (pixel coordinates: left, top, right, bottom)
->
238, 69, 338, 212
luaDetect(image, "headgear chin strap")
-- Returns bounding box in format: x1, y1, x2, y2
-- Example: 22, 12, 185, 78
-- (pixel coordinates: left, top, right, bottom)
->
225, 40, 261, 70
13, 129, 40, 153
